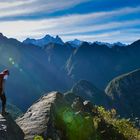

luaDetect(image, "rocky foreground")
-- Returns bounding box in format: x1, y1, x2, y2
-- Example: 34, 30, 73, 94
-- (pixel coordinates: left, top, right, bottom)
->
15, 91, 140, 140
0, 91, 139, 140
16, 91, 67, 140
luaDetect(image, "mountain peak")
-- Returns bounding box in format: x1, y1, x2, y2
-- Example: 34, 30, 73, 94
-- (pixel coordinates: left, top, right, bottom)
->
23, 34, 64, 47
44, 34, 51, 38
55, 35, 64, 44
130, 39, 140, 47
71, 80, 108, 106
0, 32, 7, 40
113, 42, 126, 47
56, 35, 60, 39
67, 39, 83, 48
0, 32, 4, 37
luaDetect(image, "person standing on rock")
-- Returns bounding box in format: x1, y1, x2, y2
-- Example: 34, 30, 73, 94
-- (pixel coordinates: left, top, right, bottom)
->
0, 69, 10, 115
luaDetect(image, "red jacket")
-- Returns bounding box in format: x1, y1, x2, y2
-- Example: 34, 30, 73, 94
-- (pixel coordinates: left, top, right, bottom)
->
0, 73, 6, 90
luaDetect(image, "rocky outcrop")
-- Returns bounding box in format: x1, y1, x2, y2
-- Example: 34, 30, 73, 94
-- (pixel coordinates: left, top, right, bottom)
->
83, 100, 94, 113
16, 91, 68, 140
16, 91, 97, 140
16, 91, 140, 140
71, 97, 84, 112
0, 114, 24, 140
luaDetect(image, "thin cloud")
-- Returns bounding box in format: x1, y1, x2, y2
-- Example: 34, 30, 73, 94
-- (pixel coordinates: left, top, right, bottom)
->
0, 4, 139, 43
0, 0, 90, 18
61, 31, 140, 44
0, 0, 36, 9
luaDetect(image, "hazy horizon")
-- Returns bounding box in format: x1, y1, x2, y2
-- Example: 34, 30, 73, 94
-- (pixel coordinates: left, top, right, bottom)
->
0, 32, 138, 45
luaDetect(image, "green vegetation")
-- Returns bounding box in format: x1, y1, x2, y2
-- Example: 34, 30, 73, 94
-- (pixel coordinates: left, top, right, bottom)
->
95, 106, 140, 140
55, 106, 140, 140
34, 135, 44, 140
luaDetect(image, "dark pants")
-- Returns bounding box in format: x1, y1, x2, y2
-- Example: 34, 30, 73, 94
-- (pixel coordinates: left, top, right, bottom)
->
0, 93, 6, 112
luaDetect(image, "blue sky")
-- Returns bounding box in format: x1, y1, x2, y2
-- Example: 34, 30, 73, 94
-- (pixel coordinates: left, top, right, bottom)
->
0, 0, 140, 43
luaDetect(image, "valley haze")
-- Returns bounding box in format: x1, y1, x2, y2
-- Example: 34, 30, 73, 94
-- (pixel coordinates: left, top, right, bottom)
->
0, 32, 140, 115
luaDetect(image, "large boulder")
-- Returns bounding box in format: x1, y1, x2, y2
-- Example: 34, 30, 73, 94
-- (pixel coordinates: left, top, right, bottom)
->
17, 91, 97, 140
16, 91, 68, 140
0, 114, 24, 140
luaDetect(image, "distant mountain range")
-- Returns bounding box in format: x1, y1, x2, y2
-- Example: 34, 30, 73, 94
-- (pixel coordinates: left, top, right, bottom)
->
0, 32, 140, 114
23, 34, 126, 48
23, 35, 64, 47
94, 41, 126, 48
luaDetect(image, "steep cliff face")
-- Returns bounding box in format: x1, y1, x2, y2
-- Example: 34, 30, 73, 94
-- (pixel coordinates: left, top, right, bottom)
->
105, 69, 140, 117
0, 114, 24, 140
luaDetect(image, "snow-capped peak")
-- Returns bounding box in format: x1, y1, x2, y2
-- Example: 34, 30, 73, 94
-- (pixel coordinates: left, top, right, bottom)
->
113, 42, 126, 47
94, 41, 126, 48
67, 39, 83, 48
23, 35, 64, 47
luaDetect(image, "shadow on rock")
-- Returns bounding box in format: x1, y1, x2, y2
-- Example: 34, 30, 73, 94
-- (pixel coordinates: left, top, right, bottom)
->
0, 114, 24, 140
